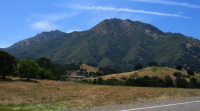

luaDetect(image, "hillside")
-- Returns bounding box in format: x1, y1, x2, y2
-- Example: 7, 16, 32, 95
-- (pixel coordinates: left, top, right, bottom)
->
4, 30, 66, 50
95, 67, 188, 81
3, 18, 200, 72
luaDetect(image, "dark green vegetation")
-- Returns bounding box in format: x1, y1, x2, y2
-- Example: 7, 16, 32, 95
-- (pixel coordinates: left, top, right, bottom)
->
2, 18, 200, 72
0, 50, 15, 80
0, 50, 121, 81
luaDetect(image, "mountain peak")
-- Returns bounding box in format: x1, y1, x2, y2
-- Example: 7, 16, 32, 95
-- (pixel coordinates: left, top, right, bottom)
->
91, 18, 164, 36
7, 30, 66, 49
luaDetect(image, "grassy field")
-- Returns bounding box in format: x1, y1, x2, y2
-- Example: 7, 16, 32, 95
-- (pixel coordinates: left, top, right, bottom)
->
1, 77, 200, 111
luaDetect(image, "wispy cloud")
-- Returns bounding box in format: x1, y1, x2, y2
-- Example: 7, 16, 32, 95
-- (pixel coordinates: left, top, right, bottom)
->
74, 5, 188, 18
130, 0, 200, 9
0, 41, 11, 48
29, 12, 78, 30
66, 29, 81, 33
30, 13, 76, 21
32, 21, 58, 30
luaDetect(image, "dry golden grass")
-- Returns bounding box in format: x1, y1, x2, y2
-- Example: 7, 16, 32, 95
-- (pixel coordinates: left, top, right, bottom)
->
80, 64, 98, 73
68, 64, 99, 76
98, 67, 187, 80
1, 77, 200, 109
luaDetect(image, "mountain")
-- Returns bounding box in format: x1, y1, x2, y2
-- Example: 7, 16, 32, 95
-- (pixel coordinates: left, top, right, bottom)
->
7, 30, 66, 50
3, 18, 200, 72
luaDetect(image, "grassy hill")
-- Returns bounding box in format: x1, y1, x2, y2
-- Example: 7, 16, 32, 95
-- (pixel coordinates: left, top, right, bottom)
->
80, 64, 99, 73
96, 67, 188, 81
1, 78, 200, 110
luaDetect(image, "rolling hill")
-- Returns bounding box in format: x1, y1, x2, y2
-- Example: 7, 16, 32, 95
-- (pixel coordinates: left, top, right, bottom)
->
94, 67, 188, 81
2, 18, 200, 72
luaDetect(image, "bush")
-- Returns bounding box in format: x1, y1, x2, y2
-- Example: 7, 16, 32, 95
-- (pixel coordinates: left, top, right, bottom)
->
187, 70, 194, 76
175, 77, 188, 88
134, 64, 143, 70
175, 65, 183, 70
173, 72, 182, 77
164, 75, 174, 87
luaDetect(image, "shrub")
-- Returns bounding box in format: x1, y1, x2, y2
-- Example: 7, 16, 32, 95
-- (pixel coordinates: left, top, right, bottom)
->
175, 65, 183, 70
187, 70, 194, 76
173, 72, 182, 77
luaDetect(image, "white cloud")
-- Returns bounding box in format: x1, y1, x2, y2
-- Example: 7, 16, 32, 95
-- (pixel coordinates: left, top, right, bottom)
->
30, 13, 77, 21
74, 5, 188, 18
66, 30, 80, 33
32, 21, 58, 30
29, 12, 78, 31
130, 0, 200, 9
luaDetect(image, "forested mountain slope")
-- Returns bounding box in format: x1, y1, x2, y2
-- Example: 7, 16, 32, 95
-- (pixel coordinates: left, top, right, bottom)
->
3, 18, 200, 72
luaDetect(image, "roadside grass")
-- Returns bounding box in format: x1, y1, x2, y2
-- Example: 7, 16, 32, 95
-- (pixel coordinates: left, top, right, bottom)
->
0, 103, 69, 111
1, 77, 200, 110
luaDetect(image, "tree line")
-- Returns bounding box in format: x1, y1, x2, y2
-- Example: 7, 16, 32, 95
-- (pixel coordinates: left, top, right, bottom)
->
0, 50, 122, 81
80, 72, 200, 88
0, 50, 78, 80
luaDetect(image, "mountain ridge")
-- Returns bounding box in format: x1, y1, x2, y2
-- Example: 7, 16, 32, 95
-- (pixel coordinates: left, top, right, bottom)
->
2, 18, 200, 72
7, 30, 66, 50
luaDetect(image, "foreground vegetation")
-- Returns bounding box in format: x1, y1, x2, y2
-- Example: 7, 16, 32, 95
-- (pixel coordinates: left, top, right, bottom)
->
1, 78, 200, 111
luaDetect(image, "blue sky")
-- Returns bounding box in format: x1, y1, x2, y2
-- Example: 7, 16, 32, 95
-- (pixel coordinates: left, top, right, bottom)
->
0, 0, 200, 48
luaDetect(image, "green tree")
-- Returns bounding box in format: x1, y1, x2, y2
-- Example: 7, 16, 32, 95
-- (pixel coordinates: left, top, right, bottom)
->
164, 75, 174, 87
175, 76, 188, 88
0, 50, 16, 80
189, 78, 198, 88
97, 77, 104, 85
37, 57, 53, 70
39, 68, 55, 80
16, 59, 40, 81
106, 77, 118, 85
149, 62, 159, 67
175, 65, 183, 70
134, 64, 143, 70
93, 79, 97, 84
187, 70, 194, 76
65, 63, 80, 71
173, 72, 182, 77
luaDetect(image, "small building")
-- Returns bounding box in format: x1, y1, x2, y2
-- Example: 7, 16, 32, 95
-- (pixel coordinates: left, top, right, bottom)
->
67, 76, 86, 79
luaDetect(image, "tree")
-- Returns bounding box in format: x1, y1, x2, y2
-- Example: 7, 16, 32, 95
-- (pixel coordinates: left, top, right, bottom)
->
65, 63, 80, 71
164, 75, 174, 87
93, 79, 97, 84
37, 57, 55, 80
16, 59, 40, 81
175, 65, 183, 70
106, 77, 118, 85
134, 64, 143, 70
187, 70, 194, 76
97, 77, 104, 85
0, 50, 16, 80
149, 62, 159, 67
189, 78, 198, 88
37, 57, 53, 70
39, 68, 55, 80
175, 76, 188, 88
173, 72, 182, 77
